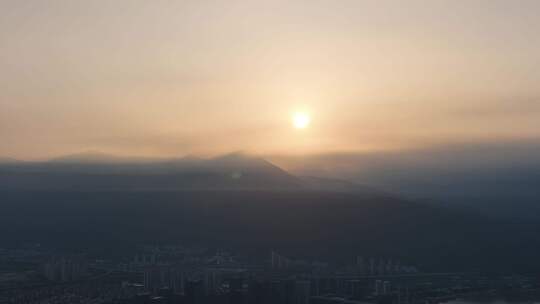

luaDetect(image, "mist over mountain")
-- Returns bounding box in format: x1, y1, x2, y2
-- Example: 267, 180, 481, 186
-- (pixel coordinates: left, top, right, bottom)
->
0, 157, 20, 164
1, 149, 540, 272
1, 152, 381, 193
2, 142, 539, 218
271, 140, 540, 219
48, 151, 167, 164
0, 152, 306, 191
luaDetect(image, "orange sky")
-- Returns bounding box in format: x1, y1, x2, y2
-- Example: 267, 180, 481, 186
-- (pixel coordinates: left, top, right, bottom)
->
1, 0, 540, 159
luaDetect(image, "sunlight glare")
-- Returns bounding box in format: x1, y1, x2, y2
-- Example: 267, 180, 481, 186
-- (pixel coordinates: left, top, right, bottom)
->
293, 112, 311, 129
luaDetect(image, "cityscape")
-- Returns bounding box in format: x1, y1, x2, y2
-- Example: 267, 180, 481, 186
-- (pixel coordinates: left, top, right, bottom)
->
2, 243, 540, 304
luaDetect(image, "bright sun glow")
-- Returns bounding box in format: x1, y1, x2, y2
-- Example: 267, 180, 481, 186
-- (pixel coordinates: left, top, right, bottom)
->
293, 112, 311, 129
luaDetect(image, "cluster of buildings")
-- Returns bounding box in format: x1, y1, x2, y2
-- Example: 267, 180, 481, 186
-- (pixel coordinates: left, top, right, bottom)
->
42, 255, 88, 282
6, 244, 539, 304
114, 249, 419, 304
355, 257, 417, 276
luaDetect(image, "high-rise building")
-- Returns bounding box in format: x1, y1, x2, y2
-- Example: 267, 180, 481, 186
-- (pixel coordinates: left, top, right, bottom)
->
378, 259, 385, 275
271, 251, 291, 270
204, 270, 220, 295
356, 256, 365, 275
386, 259, 393, 274
394, 260, 402, 274
383, 281, 391, 295
369, 258, 375, 275
42, 256, 87, 282
310, 278, 321, 297
375, 280, 383, 295
143, 265, 181, 293
295, 280, 311, 304
185, 279, 205, 304
348, 280, 362, 299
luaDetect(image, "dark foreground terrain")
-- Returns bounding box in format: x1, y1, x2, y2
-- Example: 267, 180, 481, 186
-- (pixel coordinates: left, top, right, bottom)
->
2, 190, 539, 272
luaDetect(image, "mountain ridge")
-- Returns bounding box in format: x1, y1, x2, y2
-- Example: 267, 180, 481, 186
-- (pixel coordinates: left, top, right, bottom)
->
0, 152, 362, 190
0, 151, 381, 193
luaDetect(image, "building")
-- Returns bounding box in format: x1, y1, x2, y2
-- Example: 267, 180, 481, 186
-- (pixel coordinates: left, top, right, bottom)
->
295, 280, 311, 304
383, 281, 390, 295
43, 256, 87, 282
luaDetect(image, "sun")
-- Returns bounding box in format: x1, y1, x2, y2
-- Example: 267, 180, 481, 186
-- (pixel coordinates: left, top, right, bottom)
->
292, 112, 310, 129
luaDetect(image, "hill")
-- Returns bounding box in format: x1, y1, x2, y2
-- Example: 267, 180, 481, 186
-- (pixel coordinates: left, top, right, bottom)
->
0, 152, 388, 194
1, 190, 539, 272
0, 152, 305, 191
0, 157, 20, 164
2, 152, 539, 272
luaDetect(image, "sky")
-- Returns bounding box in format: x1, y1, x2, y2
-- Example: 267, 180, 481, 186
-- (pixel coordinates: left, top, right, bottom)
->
1, 0, 540, 160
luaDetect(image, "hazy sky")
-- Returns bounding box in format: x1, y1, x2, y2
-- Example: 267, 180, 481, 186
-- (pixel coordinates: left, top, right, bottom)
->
1, 0, 540, 159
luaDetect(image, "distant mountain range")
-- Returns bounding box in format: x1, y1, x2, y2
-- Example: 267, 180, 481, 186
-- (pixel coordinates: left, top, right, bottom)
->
2, 151, 540, 272
0, 157, 20, 164
3, 148, 540, 220
272, 141, 540, 220
0, 152, 381, 194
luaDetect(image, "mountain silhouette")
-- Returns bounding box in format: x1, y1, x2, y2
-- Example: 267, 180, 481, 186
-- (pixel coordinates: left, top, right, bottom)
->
0, 152, 311, 191
2, 152, 540, 272
49, 151, 165, 164
0, 157, 20, 164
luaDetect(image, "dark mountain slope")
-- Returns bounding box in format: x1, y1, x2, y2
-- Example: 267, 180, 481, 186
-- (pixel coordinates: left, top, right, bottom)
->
1, 190, 538, 272
0, 153, 303, 190
1, 152, 538, 272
